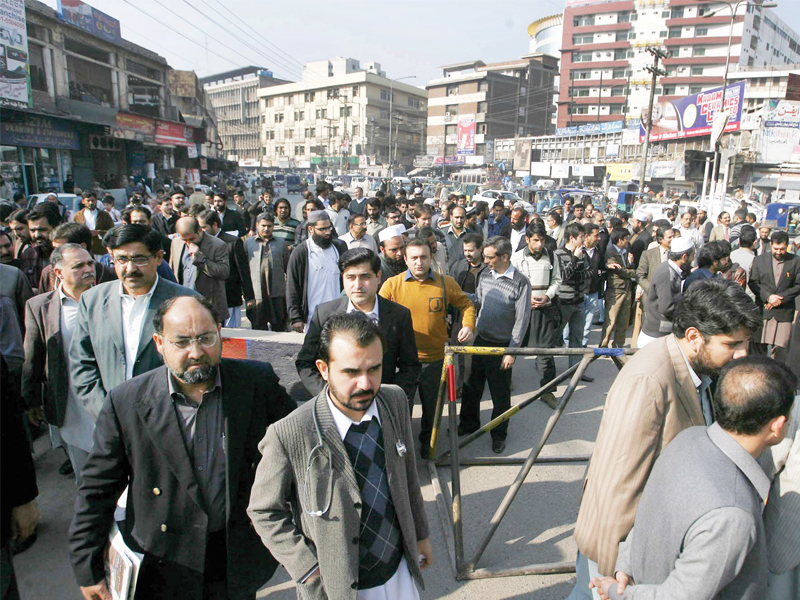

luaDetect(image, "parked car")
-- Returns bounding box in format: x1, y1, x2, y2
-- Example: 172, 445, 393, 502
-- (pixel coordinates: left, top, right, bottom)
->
472, 189, 522, 205
27, 193, 80, 218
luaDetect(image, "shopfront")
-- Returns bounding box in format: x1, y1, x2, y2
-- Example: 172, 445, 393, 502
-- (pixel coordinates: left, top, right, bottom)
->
0, 109, 81, 195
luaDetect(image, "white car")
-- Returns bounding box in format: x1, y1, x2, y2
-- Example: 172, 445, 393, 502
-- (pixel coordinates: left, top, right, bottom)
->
473, 190, 521, 205
28, 193, 80, 217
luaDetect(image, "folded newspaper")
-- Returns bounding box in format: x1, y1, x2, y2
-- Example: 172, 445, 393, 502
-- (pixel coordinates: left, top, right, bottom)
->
105, 522, 143, 600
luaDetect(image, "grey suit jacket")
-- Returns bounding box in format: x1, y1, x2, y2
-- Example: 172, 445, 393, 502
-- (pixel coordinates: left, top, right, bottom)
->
642, 260, 682, 338
248, 385, 429, 600
21, 291, 68, 425
243, 235, 289, 301
69, 278, 199, 420
168, 232, 230, 322
636, 245, 665, 293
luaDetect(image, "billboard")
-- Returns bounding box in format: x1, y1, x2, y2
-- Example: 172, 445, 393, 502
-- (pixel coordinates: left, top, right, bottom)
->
155, 121, 194, 147
0, 112, 79, 149
758, 100, 800, 164
555, 120, 625, 137
457, 115, 475, 155
639, 81, 745, 142
57, 0, 122, 45
0, 0, 31, 109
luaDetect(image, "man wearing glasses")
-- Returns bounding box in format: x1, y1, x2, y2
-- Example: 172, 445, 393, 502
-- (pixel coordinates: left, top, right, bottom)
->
70, 295, 295, 600
70, 224, 200, 420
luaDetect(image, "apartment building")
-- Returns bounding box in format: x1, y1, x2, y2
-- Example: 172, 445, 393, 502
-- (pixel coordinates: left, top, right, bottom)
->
201, 67, 290, 166
425, 55, 558, 167
558, 0, 800, 128
257, 58, 428, 172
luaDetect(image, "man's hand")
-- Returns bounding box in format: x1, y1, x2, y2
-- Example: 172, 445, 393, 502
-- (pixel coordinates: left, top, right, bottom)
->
531, 295, 547, 309
589, 576, 619, 600
245, 300, 256, 310
501, 355, 515, 370
292, 321, 305, 333
456, 327, 474, 344
607, 262, 621, 270
187, 242, 200, 255
573, 245, 584, 259
79, 580, 112, 600
417, 538, 433, 570
613, 571, 631, 594
26, 406, 44, 427
767, 294, 783, 307
10, 500, 39, 542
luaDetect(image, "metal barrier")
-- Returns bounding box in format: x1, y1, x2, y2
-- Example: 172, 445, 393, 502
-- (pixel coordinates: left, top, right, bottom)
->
427, 345, 636, 580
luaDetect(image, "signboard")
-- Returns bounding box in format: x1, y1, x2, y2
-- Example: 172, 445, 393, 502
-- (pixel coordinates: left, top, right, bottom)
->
414, 154, 436, 168
513, 140, 532, 170
114, 112, 155, 142
239, 159, 261, 168
606, 163, 634, 182
155, 121, 194, 147
639, 81, 745, 142
199, 157, 208, 170
572, 164, 595, 177
0, 0, 31, 109
457, 115, 476, 156
555, 120, 625, 137
0, 112, 79, 149
186, 168, 200, 184
187, 144, 198, 159
606, 143, 620, 157
433, 155, 466, 165
57, 0, 122, 45
551, 164, 570, 179
484, 140, 495, 164
530, 161, 551, 176
758, 100, 800, 164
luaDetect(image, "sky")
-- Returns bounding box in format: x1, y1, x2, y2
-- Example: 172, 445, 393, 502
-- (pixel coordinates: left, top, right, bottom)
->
42, 0, 800, 88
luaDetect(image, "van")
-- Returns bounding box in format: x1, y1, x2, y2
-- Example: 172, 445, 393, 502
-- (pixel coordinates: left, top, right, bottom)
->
286, 175, 302, 193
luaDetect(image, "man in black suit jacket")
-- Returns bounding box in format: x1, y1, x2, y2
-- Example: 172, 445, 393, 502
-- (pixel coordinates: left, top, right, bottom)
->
749, 230, 800, 361
197, 209, 255, 328
212, 192, 247, 235
296, 247, 420, 400
70, 295, 295, 600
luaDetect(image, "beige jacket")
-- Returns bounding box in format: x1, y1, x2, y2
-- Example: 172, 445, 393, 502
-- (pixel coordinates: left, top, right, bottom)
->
574, 334, 706, 575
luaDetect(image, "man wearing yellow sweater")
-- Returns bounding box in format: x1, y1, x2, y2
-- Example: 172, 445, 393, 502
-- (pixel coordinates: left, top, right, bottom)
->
380, 238, 476, 459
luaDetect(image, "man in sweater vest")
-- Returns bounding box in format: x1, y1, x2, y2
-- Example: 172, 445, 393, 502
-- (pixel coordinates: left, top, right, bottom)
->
458, 236, 531, 454
591, 355, 796, 599
248, 312, 432, 599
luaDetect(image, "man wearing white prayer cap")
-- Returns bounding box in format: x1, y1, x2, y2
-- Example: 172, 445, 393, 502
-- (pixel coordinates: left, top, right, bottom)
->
638, 236, 694, 348
377, 224, 408, 286
629, 208, 654, 346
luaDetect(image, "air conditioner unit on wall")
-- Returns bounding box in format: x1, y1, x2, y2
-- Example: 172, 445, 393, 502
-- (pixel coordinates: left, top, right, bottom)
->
444, 112, 452, 122
89, 135, 123, 152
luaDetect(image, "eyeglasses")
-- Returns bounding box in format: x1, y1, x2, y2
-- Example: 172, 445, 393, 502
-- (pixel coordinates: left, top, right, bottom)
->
113, 254, 154, 267
166, 332, 219, 350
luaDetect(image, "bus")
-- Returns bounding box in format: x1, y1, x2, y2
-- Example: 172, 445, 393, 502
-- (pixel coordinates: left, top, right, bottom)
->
451, 170, 488, 186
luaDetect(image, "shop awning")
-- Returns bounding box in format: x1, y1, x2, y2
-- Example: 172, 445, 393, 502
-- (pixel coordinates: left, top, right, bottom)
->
55, 98, 118, 127
753, 176, 800, 191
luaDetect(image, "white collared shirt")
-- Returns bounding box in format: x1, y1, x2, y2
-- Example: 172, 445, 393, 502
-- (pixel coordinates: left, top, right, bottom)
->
326, 390, 381, 441
510, 227, 525, 253
82, 208, 98, 231
306, 239, 341, 329
346, 298, 380, 321
492, 264, 517, 280
120, 275, 159, 380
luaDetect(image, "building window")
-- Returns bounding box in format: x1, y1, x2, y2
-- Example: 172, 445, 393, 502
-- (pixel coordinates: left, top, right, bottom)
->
326, 87, 340, 99
610, 86, 625, 96
285, 129, 293, 140
294, 146, 303, 156
65, 37, 109, 63
477, 123, 488, 134
612, 68, 631, 79
574, 34, 594, 44
663, 85, 676, 95
295, 110, 304, 121
571, 106, 589, 115
304, 92, 315, 102
573, 51, 593, 62
478, 80, 489, 91
750, 36, 759, 50
574, 15, 595, 27
330, 126, 338, 136
670, 7, 684, 18
352, 85, 359, 97
614, 49, 632, 60
693, 47, 706, 56
275, 113, 284, 123
698, 4, 711, 16
477, 101, 487, 113
445, 104, 458, 115
287, 95, 293, 105
446, 84, 459, 96
316, 108, 326, 119
668, 28, 682, 39
407, 97, 421, 109
618, 11, 636, 22
380, 108, 389, 119
352, 124, 359, 136
340, 106, 351, 117
128, 75, 161, 117
696, 27, 708, 36
275, 146, 284, 155
610, 105, 623, 114
689, 86, 702, 94
445, 124, 457, 135
28, 44, 47, 92
67, 55, 113, 105
570, 88, 590, 97
615, 31, 628, 42
691, 66, 705, 75
304, 127, 315, 138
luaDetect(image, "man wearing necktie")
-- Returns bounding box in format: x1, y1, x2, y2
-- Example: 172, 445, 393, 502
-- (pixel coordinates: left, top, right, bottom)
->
249, 312, 432, 600
568, 279, 760, 600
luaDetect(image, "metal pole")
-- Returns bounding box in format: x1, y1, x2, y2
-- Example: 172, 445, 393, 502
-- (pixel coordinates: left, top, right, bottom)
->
468, 354, 594, 569
638, 47, 667, 195
388, 80, 394, 178
446, 361, 465, 575
429, 350, 452, 458
701, 155, 711, 209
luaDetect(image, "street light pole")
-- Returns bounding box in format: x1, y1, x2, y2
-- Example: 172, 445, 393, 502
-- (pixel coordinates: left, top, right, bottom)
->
388, 75, 416, 178
639, 47, 669, 196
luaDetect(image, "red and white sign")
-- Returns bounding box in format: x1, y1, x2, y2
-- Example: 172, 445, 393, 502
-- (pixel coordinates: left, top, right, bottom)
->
457, 115, 476, 156
154, 121, 194, 147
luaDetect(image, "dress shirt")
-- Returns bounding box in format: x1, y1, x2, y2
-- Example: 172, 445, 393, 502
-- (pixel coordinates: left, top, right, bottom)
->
676, 341, 713, 425
677, 226, 704, 249
58, 286, 94, 452
181, 244, 197, 290
612, 244, 628, 267
323, 392, 420, 600
82, 208, 98, 231
492, 265, 517, 281
306, 238, 341, 327
120, 275, 159, 380
168, 370, 226, 533
346, 298, 379, 322
340, 231, 379, 254
509, 227, 525, 253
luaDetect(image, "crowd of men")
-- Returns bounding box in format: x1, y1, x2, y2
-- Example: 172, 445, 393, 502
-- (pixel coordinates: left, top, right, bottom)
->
0, 181, 799, 600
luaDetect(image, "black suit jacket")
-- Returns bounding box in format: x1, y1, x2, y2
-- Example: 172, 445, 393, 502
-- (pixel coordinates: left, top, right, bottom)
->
151, 212, 179, 238
69, 360, 296, 600
749, 252, 800, 322
219, 209, 247, 235
295, 296, 421, 399
219, 231, 255, 309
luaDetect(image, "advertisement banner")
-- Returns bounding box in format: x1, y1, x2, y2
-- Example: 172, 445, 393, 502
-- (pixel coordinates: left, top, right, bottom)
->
551, 164, 570, 179
57, 0, 122, 45
758, 100, 800, 164
0, 0, 31, 109
155, 121, 194, 147
555, 120, 625, 137
0, 112, 79, 149
457, 115, 476, 155
639, 81, 745, 142
187, 144, 199, 159
530, 161, 551, 177
606, 163, 634, 182
114, 112, 155, 142
433, 155, 466, 165
413, 154, 436, 168
199, 157, 208, 170
572, 164, 595, 177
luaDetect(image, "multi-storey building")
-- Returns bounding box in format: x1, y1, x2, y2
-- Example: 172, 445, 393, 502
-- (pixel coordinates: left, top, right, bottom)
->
425, 55, 559, 168
529, 15, 564, 129
201, 67, 289, 166
167, 70, 220, 162
558, 0, 800, 128
257, 58, 427, 173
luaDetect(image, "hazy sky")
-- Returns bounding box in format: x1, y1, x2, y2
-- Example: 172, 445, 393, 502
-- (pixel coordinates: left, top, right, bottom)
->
42, 0, 800, 87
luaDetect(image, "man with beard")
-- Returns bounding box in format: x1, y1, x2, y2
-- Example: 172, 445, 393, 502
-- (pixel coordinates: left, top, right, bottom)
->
8, 209, 31, 259
244, 213, 290, 332
501, 206, 528, 253
19, 205, 60, 290
151, 192, 180, 238
0, 229, 18, 268
72, 191, 115, 257
271, 198, 300, 251
70, 295, 294, 600
249, 312, 431, 598
638, 236, 694, 349
749, 230, 800, 362
569, 279, 758, 599
444, 205, 469, 269
364, 198, 385, 237
757, 223, 772, 255
36, 223, 116, 294
23, 244, 97, 484
683, 241, 728, 292
212, 192, 246, 236
377, 224, 408, 286
70, 225, 199, 420
287, 210, 348, 333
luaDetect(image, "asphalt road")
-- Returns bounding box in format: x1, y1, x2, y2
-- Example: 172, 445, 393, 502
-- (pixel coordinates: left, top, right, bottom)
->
13, 322, 619, 600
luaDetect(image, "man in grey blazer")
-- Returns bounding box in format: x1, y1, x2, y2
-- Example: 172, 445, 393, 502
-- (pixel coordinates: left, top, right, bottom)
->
23, 244, 97, 483
169, 216, 230, 324
591, 356, 796, 599
249, 312, 432, 599
70, 225, 199, 420
244, 212, 290, 331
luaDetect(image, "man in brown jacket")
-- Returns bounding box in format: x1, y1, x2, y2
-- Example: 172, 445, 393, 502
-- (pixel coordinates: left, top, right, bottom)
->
568, 278, 759, 599
71, 190, 115, 257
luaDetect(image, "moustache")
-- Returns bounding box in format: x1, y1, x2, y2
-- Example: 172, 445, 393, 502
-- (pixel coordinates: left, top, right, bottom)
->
81, 272, 96, 281
124, 272, 143, 279
350, 389, 375, 400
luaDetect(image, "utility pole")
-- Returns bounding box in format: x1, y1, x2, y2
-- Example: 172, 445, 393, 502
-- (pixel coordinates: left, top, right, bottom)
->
638, 46, 669, 195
